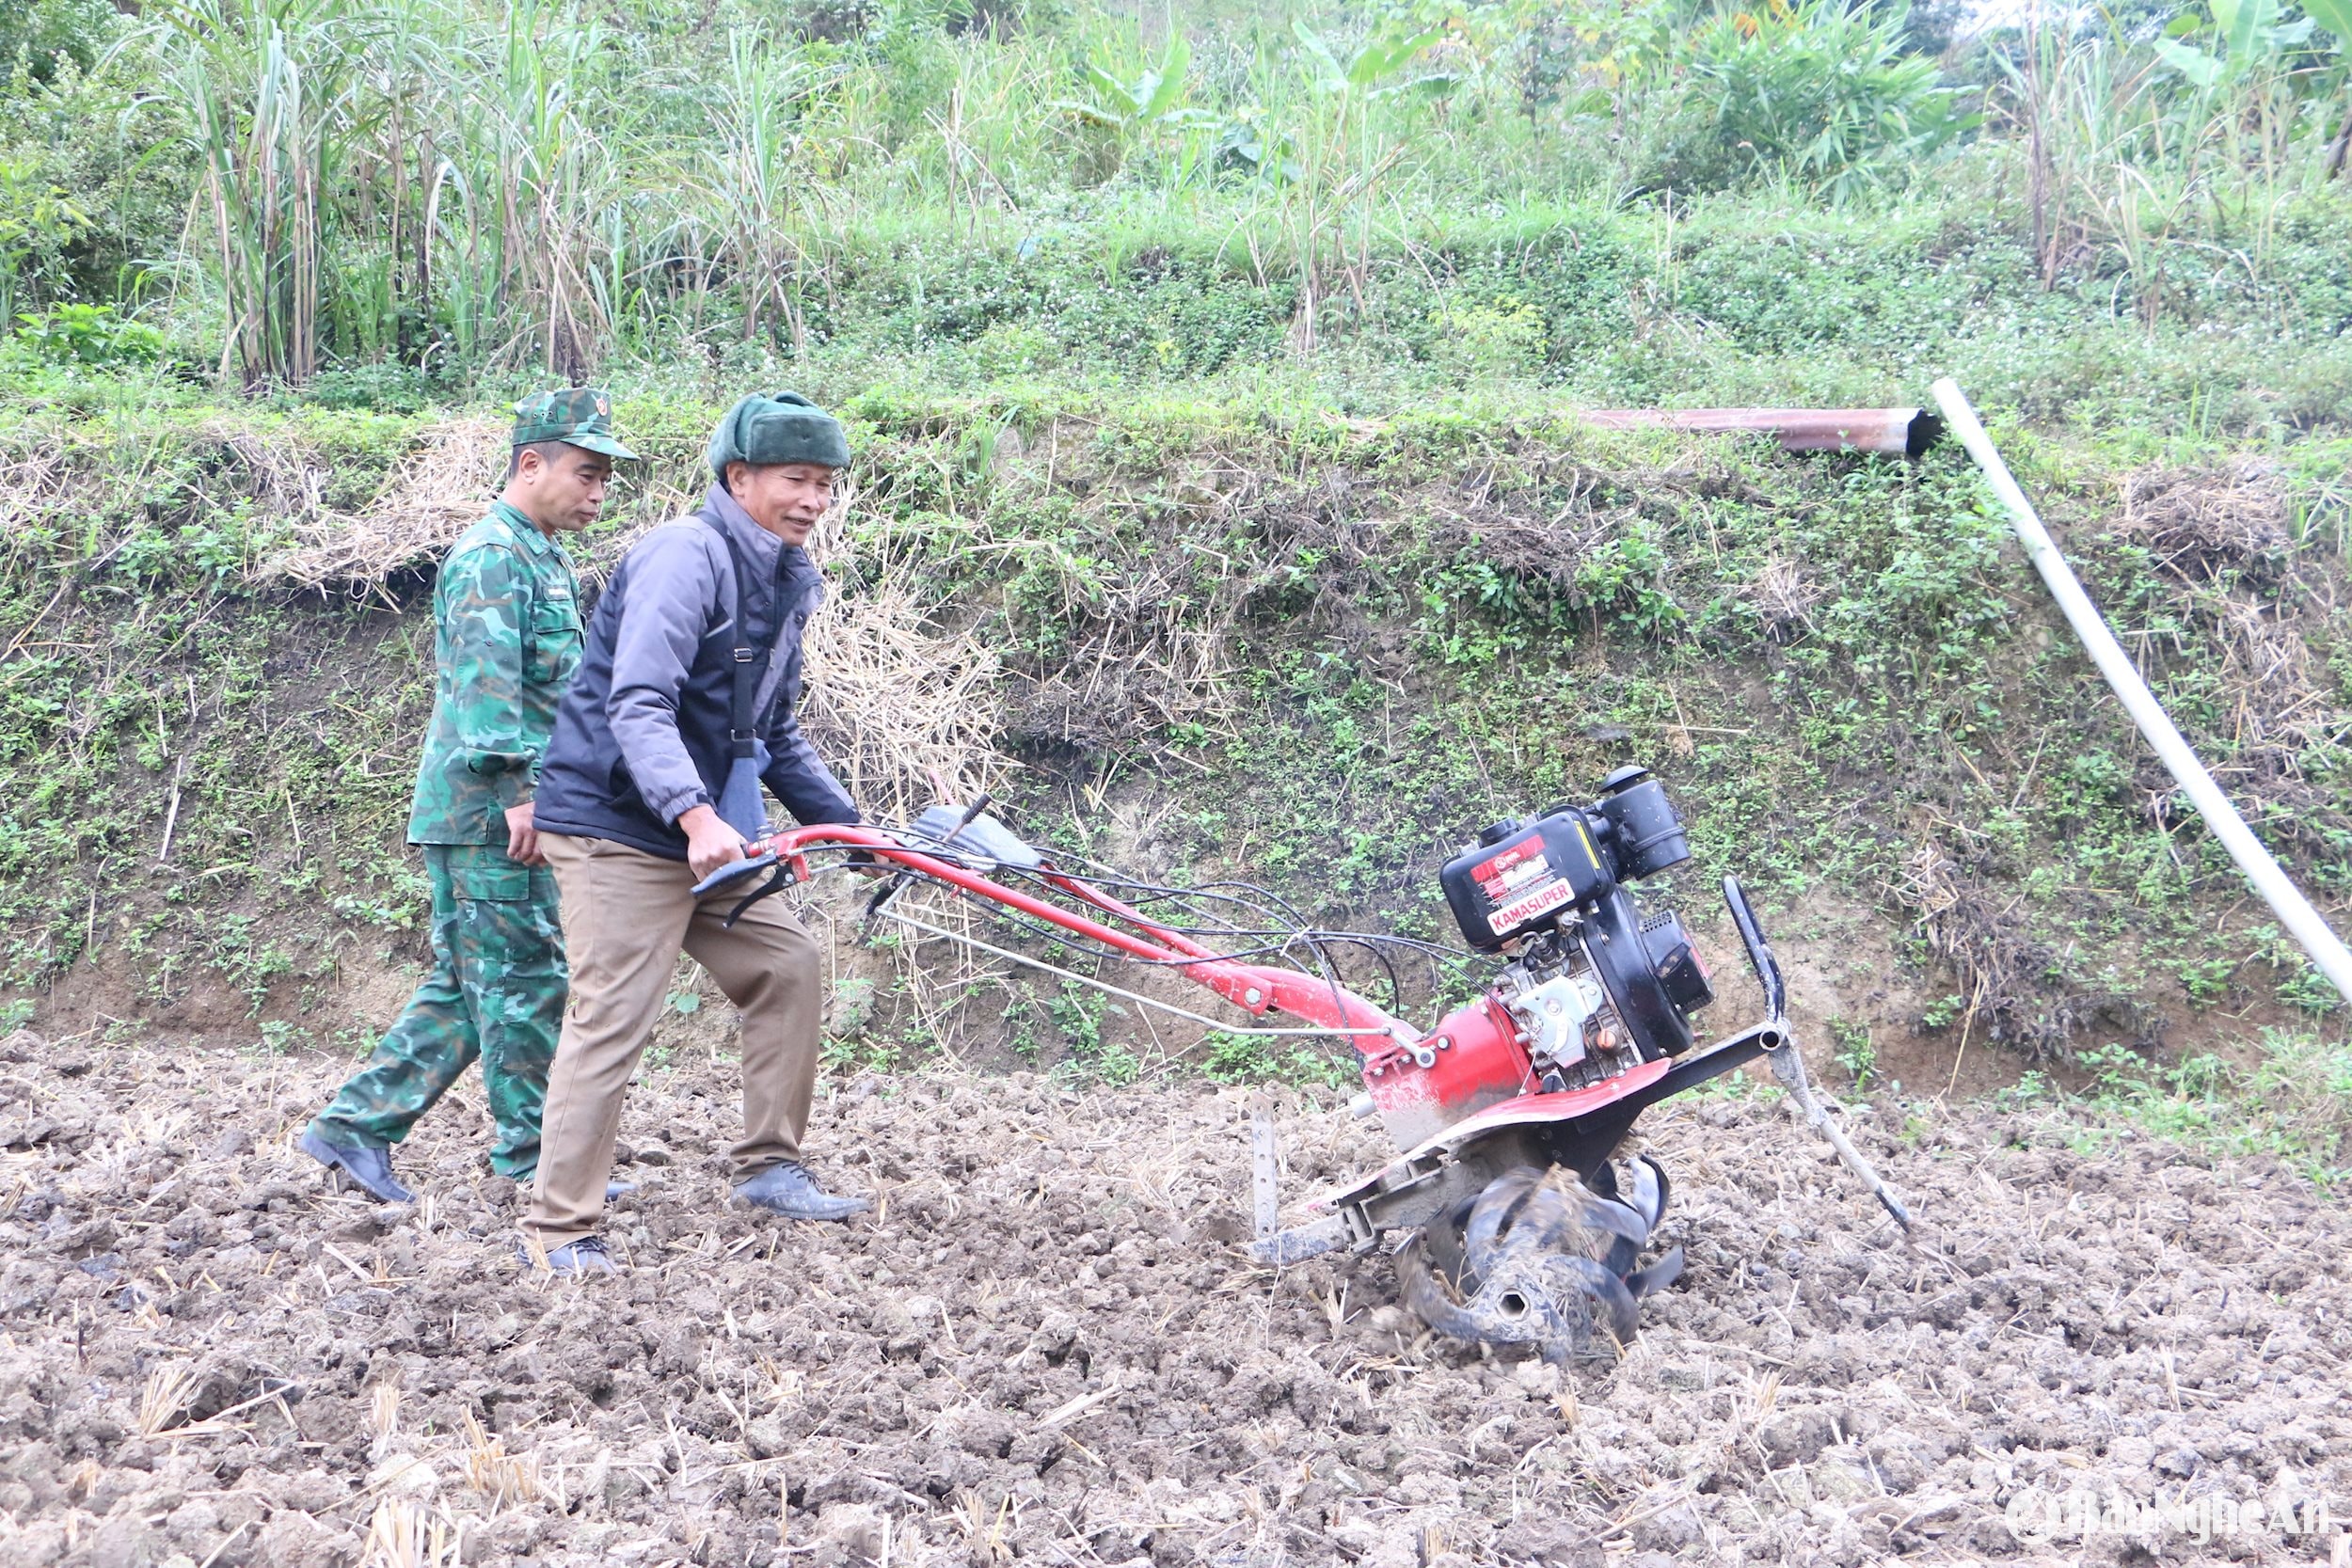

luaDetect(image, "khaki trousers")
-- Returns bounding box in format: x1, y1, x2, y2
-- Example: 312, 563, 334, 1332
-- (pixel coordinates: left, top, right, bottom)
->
523, 832, 824, 1245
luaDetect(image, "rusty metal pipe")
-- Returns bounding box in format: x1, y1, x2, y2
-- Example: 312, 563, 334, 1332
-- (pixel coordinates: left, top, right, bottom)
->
1582, 406, 1945, 459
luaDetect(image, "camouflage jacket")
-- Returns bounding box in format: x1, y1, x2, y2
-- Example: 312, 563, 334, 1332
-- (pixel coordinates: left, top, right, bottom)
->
406, 503, 583, 845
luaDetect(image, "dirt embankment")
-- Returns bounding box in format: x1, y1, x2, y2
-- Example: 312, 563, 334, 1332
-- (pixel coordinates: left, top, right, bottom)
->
2, 1036, 2347, 1566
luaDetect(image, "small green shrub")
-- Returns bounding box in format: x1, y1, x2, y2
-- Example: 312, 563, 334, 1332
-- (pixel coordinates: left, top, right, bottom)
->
1197, 1029, 1351, 1087
1828, 1014, 1876, 1087
0, 0, 117, 79
1425, 294, 1545, 376
2249, 925, 2347, 1016
1051, 981, 1138, 1084
14, 302, 163, 365
299, 362, 440, 413
1644, 0, 1977, 199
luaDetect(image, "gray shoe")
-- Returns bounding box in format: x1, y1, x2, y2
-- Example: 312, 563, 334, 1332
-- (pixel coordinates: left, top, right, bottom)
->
299, 1130, 415, 1205
517, 1234, 622, 1276
517, 1174, 636, 1202
732, 1162, 869, 1222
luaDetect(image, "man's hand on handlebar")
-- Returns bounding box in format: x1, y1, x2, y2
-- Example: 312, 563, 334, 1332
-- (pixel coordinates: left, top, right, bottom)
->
679, 803, 749, 882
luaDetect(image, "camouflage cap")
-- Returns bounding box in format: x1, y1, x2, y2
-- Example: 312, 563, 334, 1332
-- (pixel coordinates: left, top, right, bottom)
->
511, 387, 638, 460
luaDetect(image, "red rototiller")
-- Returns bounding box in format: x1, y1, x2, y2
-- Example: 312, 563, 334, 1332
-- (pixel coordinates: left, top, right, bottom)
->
695, 765, 1910, 1362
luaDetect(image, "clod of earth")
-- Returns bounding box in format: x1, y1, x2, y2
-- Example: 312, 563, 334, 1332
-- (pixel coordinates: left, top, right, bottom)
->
2, 1044, 2346, 1565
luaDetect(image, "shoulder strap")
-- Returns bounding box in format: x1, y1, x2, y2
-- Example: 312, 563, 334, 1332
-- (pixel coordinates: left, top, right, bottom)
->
700, 515, 783, 762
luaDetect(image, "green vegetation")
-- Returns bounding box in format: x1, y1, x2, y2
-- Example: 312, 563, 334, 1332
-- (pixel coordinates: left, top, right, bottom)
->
0, 0, 2344, 1155
1198, 1028, 1358, 1087
0, 0, 2341, 427
1829, 1014, 1878, 1088
1048, 980, 1141, 1085
0, 388, 2341, 1085
1990, 1030, 2352, 1189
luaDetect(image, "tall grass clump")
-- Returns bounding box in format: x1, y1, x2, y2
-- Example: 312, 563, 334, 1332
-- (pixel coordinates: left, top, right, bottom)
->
702, 34, 830, 353
1998, 0, 2352, 316
1642, 0, 1979, 200
156, 0, 355, 385
461, 1, 618, 376
0, 0, 2337, 389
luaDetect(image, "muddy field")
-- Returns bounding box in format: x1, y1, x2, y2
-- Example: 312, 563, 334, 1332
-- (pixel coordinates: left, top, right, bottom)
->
3, 1030, 2348, 1568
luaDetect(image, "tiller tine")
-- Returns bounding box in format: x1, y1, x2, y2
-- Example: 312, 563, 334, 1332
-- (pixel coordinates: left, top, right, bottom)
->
1624, 1244, 1686, 1301
1398, 1164, 1679, 1365
1622, 1154, 1670, 1233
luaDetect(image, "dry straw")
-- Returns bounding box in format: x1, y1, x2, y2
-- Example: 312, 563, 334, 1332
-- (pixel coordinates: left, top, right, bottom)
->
461, 1413, 547, 1509
207, 424, 335, 523
259, 420, 506, 591
367, 1382, 402, 1461
359, 1497, 456, 1568
800, 578, 1007, 828
0, 440, 72, 541
135, 1362, 202, 1437
796, 480, 1009, 826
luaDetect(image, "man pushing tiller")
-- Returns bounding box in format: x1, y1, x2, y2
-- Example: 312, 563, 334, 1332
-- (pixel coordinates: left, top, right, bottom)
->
519, 391, 872, 1277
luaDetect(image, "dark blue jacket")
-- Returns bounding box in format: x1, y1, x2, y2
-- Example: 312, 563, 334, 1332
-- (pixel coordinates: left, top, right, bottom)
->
533, 485, 860, 860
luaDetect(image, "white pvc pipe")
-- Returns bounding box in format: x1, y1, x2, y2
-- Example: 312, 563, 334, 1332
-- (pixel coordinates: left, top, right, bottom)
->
1931, 379, 2352, 1007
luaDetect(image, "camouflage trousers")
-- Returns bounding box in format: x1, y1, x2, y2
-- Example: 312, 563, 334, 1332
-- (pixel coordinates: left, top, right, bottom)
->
310, 843, 564, 1179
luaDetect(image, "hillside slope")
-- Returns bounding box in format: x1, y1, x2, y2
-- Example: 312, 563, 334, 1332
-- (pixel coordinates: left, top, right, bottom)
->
2, 373, 2345, 1099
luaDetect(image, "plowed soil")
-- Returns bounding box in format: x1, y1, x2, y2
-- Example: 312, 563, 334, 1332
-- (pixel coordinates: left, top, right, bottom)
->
3, 1032, 2348, 1567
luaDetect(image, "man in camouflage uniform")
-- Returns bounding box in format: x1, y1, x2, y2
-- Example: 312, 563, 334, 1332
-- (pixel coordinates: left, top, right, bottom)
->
300, 389, 636, 1204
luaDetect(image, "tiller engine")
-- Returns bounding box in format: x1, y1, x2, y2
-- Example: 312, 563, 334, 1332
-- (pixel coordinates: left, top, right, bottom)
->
698, 765, 1911, 1363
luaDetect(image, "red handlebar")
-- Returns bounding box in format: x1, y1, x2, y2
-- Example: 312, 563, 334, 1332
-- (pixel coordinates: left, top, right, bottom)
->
745, 824, 1416, 1055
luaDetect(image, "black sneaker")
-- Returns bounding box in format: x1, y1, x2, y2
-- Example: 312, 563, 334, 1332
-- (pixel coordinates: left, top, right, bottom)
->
298, 1130, 415, 1205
